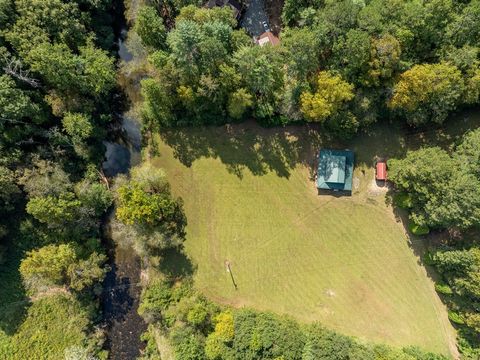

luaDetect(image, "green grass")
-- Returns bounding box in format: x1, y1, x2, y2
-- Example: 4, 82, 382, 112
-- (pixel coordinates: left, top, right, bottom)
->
150, 119, 465, 356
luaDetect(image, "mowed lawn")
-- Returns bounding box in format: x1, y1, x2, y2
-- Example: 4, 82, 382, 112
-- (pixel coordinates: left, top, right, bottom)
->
151, 121, 459, 356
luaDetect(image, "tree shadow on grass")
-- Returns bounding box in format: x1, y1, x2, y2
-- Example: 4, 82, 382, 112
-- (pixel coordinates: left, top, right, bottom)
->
158, 121, 327, 179
157, 247, 197, 281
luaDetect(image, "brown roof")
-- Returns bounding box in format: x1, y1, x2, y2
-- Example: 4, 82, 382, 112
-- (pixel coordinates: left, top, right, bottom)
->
257, 31, 280, 46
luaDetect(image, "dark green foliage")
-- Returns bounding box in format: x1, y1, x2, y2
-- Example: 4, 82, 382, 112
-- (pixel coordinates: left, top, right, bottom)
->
0, 1, 116, 358
388, 136, 480, 230
393, 192, 413, 209
138, 1, 480, 135
138, 280, 173, 323
136, 6, 167, 50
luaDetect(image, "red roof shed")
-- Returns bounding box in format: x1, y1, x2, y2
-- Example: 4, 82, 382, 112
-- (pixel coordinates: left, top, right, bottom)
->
376, 161, 387, 181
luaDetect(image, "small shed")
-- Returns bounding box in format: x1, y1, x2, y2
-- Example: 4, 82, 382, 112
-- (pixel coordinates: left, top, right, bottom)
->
317, 149, 355, 192
376, 161, 387, 181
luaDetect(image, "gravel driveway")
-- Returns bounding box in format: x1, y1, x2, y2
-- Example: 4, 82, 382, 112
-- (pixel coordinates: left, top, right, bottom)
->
240, 0, 269, 37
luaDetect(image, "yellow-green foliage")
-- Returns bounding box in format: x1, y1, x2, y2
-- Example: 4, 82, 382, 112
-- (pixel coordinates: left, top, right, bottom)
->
9, 294, 90, 359
116, 183, 165, 225
20, 244, 76, 287
213, 311, 234, 342
300, 71, 354, 122
389, 63, 464, 124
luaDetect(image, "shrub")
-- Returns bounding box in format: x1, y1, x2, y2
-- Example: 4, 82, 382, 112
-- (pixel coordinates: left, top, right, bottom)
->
448, 311, 465, 325
435, 283, 453, 295
408, 221, 430, 236
138, 280, 173, 323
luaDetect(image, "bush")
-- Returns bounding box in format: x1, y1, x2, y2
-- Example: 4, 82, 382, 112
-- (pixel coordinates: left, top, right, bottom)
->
435, 283, 453, 295
408, 221, 430, 236
138, 280, 173, 323
448, 311, 465, 325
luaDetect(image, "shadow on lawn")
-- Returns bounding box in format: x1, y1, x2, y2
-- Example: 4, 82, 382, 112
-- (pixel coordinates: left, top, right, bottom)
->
158, 247, 197, 281
158, 121, 330, 179
158, 109, 480, 179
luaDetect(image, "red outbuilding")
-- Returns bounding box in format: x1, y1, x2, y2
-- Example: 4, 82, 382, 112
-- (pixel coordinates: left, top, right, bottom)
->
376, 161, 387, 181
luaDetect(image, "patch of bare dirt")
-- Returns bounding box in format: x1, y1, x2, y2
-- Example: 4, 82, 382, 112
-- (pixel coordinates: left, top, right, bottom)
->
368, 178, 390, 196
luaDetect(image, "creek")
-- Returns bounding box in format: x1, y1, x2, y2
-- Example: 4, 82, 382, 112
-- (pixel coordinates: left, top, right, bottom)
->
101, 11, 146, 359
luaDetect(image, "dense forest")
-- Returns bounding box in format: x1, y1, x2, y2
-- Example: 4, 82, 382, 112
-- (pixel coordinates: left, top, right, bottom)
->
0, 0, 117, 358
138, 0, 480, 136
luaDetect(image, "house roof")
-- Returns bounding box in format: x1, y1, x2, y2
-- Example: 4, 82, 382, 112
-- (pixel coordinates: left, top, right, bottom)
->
257, 31, 280, 46
317, 149, 355, 191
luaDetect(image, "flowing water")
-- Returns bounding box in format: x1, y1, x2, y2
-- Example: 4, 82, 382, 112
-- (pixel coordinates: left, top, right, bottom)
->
101, 22, 146, 359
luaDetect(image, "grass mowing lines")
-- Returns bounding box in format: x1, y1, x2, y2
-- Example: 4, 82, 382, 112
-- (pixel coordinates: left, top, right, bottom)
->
152, 122, 457, 356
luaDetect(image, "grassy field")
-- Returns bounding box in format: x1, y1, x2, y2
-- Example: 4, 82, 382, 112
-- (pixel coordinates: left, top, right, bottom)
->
150, 115, 480, 356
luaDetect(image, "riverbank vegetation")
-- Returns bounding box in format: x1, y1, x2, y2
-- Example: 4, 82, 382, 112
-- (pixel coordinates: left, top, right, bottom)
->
0, 0, 117, 358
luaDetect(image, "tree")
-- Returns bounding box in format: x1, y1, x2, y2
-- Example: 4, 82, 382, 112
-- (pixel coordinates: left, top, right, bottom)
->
62, 112, 93, 142
68, 252, 107, 291
455, 129, 480, 178
233, 45, 284, 118
20, 244, 76, 291
26, 39, 115, 97
389, 63, 464, 125
227, 88, 252, 120
445, 0, 480, 47
167, 20, 204, 79
367, 34, 401, 85
332, 30, 371, 84
282, 27, 321, 79
26, 192, 82, 227
113, 163, 186, 255
0, 166, 20, 213
116, 183, 179, 226
135, 6, 167, 50
0, 75, 42, 123
388, 145, 480, 229
141, 78, 175, 128
5, 0, 85, 56
300, 71, 354, 122
19, 160, 72, 198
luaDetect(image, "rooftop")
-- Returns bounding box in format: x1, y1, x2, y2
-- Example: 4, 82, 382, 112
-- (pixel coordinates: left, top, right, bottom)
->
257, 31, 280, 47
317, 149, 354, 192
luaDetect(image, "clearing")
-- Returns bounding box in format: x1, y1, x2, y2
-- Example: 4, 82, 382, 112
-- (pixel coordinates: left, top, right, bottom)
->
150, 114, 480, 356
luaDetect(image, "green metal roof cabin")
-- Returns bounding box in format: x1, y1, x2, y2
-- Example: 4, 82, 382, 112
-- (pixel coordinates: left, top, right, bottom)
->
317, 149, 354, 192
